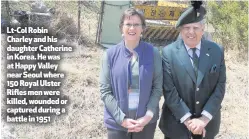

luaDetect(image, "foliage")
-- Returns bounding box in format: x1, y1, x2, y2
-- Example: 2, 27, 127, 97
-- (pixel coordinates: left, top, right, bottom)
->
1, 1, 100, 44
207, 1, 248, 51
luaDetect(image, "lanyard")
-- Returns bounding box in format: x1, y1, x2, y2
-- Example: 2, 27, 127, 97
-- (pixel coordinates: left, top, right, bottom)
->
128, 59, 132, 89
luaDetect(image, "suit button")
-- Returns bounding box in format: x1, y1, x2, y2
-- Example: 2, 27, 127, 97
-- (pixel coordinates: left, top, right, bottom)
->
196, 88, 199, 91
196, 101, 200, 104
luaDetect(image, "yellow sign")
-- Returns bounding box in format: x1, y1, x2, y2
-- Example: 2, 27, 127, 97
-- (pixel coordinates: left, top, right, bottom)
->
157, 1, 188, 8
166, 20, 177, 25
135, 5, 186, 20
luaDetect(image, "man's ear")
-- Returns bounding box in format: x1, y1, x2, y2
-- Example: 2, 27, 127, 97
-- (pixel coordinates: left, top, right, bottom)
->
202, 24, 205, 31
142, 26, 147, 33
201, 25, 205, 36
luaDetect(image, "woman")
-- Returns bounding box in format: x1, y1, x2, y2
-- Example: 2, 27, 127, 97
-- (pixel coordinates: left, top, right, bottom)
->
99, 7, 162, 139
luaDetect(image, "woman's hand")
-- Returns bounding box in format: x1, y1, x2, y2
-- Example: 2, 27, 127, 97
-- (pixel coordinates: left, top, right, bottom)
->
136, 115, 152, 127
122, 118, 144, 132
122, 115, 153, 133
127, 125, 144, 132
121, 118, 138, 129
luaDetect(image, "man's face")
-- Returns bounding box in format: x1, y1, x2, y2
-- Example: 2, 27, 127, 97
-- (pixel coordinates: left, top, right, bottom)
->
180, 22, 204, 48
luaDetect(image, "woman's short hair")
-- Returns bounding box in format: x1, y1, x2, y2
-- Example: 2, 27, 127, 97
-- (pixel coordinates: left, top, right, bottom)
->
119, 7, 146, 31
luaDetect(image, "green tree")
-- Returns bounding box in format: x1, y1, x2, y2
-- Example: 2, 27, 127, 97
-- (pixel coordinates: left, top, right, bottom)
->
207, 1, 248, 51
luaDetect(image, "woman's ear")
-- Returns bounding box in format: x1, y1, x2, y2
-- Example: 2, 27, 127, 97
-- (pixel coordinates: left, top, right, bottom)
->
141, 26, 146, 34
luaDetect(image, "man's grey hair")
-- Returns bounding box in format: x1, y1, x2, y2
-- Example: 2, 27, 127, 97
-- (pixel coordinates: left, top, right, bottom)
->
199, 19, 206, 25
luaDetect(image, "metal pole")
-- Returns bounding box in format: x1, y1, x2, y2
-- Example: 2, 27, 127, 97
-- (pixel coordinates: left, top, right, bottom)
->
78, 0, 81, 37
95, 1, 105, 44
5, 0, 11, 21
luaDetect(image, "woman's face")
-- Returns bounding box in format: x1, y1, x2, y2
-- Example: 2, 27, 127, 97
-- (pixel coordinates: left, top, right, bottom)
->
122, 15, 143, 42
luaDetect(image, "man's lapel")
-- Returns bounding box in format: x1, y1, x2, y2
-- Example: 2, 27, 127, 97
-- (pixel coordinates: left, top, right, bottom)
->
197, 40, 212, 86
177, 40, 196, 84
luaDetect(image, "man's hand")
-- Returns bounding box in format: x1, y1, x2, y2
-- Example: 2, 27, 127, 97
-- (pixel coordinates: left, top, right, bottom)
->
188, 116, 210, 135
183, 118, 191, 131
202, 128, 206, 138
188, 118, 204, 135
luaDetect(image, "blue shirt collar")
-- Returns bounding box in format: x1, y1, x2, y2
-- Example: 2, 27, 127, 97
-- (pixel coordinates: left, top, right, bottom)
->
184, 41, 201, 51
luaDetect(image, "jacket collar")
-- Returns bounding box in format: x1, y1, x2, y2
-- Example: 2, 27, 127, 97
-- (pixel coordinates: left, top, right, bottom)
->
120, 39, 143, 58
176, 39, 212, 85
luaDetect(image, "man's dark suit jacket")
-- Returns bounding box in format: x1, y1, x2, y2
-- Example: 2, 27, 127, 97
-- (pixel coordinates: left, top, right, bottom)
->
159, 39, 226, 139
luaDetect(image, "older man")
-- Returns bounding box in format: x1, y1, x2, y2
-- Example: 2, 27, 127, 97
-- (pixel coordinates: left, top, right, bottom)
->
159, 2, 226, 139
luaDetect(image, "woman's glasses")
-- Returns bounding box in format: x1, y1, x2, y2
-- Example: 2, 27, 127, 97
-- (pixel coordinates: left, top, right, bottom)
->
123, 23, 142, 28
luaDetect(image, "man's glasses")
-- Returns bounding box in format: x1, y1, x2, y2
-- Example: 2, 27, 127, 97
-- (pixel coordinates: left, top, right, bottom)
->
123, 23, 142, 28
